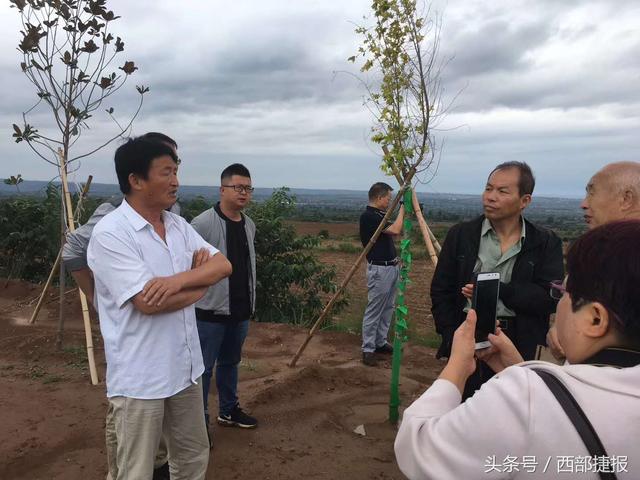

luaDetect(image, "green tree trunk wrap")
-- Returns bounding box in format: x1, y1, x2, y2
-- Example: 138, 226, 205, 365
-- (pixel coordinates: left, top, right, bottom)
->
389, 186, 414, 423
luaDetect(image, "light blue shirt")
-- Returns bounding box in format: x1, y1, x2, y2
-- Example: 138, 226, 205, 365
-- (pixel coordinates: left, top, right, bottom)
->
465, 217, 526, 317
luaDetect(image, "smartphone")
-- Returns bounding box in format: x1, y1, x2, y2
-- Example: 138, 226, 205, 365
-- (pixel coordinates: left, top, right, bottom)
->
472, 272, 500, 349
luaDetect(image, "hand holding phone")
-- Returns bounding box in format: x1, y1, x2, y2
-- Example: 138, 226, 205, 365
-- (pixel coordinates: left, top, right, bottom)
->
472, 272, 500, 349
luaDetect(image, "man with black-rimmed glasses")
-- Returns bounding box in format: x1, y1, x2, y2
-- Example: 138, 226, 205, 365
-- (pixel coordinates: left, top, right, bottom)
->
191, 164, 258, 444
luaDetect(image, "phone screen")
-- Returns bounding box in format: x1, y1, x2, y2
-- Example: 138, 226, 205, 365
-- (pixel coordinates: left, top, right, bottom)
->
472, 273, 500, 347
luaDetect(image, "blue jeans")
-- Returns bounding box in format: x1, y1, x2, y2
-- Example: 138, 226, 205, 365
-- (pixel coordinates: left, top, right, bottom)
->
196, 319, 249, 420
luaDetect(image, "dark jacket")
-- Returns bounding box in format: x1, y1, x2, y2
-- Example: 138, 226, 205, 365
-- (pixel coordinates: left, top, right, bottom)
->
430, 215, 564, 360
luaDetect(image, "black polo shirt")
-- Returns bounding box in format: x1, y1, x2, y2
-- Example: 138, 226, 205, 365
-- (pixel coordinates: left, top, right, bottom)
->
359, 206, 397, 262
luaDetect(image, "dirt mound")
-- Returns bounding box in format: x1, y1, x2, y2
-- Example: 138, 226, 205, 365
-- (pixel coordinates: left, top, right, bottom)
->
0, 280, 443, 479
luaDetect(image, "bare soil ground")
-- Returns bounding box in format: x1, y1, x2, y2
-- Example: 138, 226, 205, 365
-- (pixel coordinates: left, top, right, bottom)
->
0, 246, 444, 480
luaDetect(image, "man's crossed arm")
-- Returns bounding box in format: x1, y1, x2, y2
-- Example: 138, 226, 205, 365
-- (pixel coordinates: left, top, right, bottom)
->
132, 249, 232, 315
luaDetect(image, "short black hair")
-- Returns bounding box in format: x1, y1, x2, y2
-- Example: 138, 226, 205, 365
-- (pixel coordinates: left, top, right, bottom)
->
114, 137, 178, 194
141, 132, 177, 149
368, 182, 393, 201
221, 163, 251, 183
488, 161, 535, 196
566, 220, 640, 347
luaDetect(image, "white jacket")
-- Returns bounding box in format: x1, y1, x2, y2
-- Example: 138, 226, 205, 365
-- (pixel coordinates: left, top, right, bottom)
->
395, 361, 640, 479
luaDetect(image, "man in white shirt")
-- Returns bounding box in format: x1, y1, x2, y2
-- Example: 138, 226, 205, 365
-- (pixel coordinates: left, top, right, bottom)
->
88, 136, 232, 480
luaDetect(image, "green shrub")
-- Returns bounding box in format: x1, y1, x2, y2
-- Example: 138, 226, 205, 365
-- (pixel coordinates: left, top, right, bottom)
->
246, 188, 347, 324
0, 184, 103, 282
0, 185, 61, 281
180, 195, 210, 222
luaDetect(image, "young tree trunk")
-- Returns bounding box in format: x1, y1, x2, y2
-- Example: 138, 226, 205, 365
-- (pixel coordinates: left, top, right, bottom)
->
57, 193, 66, 347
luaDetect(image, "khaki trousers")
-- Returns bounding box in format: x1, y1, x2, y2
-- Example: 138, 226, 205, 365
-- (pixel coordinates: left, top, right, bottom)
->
107, 379, 209, 480
105, 406, 169, 479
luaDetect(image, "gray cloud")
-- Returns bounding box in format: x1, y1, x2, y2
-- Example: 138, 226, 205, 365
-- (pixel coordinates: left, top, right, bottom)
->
0, 0, 639, 197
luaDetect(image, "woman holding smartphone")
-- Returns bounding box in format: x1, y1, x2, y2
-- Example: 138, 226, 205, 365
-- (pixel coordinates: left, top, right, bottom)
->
395, 220, 640, 479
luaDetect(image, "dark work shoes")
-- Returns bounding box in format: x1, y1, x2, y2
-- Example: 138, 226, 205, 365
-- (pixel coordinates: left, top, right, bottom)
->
375, 343, 394, 355
217, 405, 258, 429
362, 351, 378, 366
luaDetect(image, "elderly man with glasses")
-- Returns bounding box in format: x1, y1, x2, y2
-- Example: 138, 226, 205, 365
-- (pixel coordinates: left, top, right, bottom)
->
547, 160, 640, 360
190, 164, 258, 446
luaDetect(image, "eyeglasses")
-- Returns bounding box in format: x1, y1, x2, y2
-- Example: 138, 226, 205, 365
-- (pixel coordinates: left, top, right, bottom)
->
549, 280, 566, 300
222, 184, 254, 194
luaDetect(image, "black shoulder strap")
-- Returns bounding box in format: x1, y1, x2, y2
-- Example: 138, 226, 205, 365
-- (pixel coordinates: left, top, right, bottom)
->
532, 368, 618, 480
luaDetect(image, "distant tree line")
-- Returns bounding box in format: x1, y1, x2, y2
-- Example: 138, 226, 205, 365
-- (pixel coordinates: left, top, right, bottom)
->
0, 188, 346, 326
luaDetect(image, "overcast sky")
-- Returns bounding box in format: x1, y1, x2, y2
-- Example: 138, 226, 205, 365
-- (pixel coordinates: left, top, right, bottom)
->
1, 0, 638, 198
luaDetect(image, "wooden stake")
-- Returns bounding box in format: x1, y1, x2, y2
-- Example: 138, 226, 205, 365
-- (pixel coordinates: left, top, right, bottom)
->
30, 175, 93, 325
28, 250, 61, 324
425, 222, 441, 253
288, 168, 417, 367
58, 151, 99, 385
411, 189, 438, 266
382, 146, 440, 261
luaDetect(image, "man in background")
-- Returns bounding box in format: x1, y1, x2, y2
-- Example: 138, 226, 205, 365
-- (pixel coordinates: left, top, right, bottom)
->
359, 182, 404, 367
191, 164, 258, 443
547, 160, 640, 360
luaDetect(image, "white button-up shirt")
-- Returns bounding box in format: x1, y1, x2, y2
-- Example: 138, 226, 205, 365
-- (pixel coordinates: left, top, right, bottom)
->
88, 199, 218, 399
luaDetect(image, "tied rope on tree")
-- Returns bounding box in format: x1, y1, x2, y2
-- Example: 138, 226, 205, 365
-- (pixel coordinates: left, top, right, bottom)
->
389, 186, 414, 423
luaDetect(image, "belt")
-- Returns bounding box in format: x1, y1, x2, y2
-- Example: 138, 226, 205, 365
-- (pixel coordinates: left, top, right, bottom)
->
368, 258, 399, 266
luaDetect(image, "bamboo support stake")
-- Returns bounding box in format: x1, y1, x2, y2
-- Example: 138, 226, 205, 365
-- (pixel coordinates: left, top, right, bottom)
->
288, 167, 417, 367
30, 175, 93, 325
59, 150, 99, 385
411, 189, 438, 266
28, 250, 62, 324
56, 175, 93, 349
425, 222, 441, 253
382, 146, 440, 261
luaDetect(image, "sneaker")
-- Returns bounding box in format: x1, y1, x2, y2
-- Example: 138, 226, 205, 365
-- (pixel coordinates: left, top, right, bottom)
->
375, 343, 394, 355
217, 406, 258, 429
362, 352, 378, 366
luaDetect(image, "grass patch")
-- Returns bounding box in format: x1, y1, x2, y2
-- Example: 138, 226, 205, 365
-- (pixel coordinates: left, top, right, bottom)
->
239, 360, 258, 372
406, 331, 441, 349
63, 344, 88, 370
28, 364, 46, 379
318, 241, 361, 254
42, 374, 65, 384
323, 293, 366, 335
